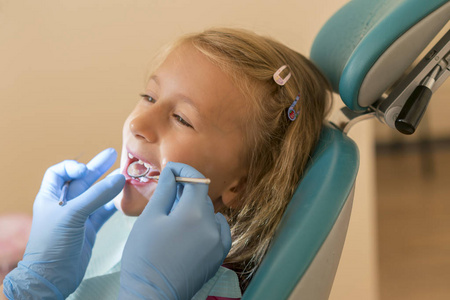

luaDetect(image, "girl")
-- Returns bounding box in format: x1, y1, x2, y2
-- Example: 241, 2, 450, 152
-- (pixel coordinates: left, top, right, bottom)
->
114, 27, 332, 294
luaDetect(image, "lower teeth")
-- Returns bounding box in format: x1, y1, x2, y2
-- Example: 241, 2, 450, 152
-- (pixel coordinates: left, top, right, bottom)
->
131, 176, 150, 183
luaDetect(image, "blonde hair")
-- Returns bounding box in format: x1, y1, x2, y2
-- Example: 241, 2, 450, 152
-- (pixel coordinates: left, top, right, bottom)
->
152, 28, 332, 290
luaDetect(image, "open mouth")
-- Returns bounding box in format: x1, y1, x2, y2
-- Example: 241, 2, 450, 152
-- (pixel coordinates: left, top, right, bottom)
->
125, 152, 160, 183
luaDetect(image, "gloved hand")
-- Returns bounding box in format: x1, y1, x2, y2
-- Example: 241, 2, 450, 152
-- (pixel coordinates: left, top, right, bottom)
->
3, 148, 125, 300
118, 162, 232, 300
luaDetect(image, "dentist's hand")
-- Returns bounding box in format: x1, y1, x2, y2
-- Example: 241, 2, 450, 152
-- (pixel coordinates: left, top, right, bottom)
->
3, 148, 125, 300
119, 162, 232, 300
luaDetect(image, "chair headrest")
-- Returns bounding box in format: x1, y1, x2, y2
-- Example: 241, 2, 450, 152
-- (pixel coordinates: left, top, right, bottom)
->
310, 0, 450, 111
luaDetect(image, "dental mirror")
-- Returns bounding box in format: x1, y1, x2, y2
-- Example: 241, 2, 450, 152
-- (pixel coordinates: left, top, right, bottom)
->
127, 161, 150, 178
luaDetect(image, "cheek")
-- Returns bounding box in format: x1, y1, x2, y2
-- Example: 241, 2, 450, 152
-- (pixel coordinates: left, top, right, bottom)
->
197, 151, 243, 200
120, 120, 132, 169
122, 115, 133, 138
159, 133, 247, 202
158, 142, 219, 191
158, 138, 198, 167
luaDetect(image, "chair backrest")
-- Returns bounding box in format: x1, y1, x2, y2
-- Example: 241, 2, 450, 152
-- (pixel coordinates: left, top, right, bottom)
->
243, 125, 359, 299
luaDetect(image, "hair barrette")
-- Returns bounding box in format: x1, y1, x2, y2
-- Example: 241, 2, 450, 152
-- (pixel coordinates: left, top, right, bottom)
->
273, 65, 291, 86
287, 94, 301, 121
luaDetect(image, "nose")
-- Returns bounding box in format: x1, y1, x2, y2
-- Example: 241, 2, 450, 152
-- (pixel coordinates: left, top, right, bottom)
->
129, 109, 160, 143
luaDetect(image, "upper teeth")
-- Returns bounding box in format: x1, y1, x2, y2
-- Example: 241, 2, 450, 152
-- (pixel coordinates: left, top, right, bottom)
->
128, 153, 152, 169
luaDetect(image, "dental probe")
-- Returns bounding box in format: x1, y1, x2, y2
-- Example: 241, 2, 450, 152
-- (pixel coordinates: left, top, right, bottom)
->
145, 175, 211, 184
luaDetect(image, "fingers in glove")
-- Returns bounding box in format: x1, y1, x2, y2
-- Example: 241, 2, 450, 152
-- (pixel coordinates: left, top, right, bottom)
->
69, 174, 125, 224
165, 162, 211, 213
142, 166, 177, 217
67, 148, 118, 199
89, 200, 118, 232
89, 171, 119, 230
166, 161, 205, 179
78, 148, 118, 187
40, 160, 88, 195
108, 168, 122, 177
216, 212, 232, 262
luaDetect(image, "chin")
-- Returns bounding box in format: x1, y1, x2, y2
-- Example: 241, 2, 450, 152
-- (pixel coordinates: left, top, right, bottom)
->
114, 184, 153, 216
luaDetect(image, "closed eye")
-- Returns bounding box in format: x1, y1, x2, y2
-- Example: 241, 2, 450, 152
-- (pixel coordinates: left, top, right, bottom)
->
140, 93, 156, 103
173, 114, 193, 128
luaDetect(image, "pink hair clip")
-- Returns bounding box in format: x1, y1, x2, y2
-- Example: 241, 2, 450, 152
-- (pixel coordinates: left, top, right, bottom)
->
287, 94, 300, 121
273, 65, 291, 86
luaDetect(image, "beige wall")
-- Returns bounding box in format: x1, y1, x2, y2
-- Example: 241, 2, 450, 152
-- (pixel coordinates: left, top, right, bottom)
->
0, 1, 378, 299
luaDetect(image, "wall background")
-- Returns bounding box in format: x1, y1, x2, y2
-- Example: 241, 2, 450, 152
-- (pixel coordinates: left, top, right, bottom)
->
0, 1, 378, 299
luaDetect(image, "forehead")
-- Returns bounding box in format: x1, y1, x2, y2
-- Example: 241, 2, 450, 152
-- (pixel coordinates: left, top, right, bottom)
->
152, 43, 249, 134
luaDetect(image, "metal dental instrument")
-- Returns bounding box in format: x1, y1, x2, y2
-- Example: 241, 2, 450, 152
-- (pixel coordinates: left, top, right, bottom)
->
59, 154, 84, 207
127, 161, 211, 184
59, 181, 70, 206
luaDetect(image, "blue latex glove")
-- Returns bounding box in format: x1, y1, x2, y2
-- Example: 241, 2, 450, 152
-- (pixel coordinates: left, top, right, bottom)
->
118, 162, 232, 300
3, 148, 125, 300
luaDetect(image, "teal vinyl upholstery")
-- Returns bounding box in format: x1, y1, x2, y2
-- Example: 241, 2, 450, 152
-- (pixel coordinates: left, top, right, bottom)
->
311, 0, 449, 111
242, 125, 359, 299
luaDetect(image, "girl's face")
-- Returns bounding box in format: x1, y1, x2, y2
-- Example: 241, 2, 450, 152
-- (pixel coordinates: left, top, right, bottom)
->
115, 44, 249, 216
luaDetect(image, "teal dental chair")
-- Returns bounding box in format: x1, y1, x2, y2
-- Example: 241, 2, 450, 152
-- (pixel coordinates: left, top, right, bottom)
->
242, 0, 449, 299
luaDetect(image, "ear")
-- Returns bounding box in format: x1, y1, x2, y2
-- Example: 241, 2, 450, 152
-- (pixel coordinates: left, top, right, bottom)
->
221, 176, 247, 208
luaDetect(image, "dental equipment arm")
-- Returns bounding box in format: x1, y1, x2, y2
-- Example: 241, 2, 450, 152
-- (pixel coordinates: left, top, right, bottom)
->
119, 162, 232, 300
3, 149, 125, 300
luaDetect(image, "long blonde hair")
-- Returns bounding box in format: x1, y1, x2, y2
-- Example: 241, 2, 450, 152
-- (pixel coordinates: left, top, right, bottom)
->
153, 28, 332, 290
